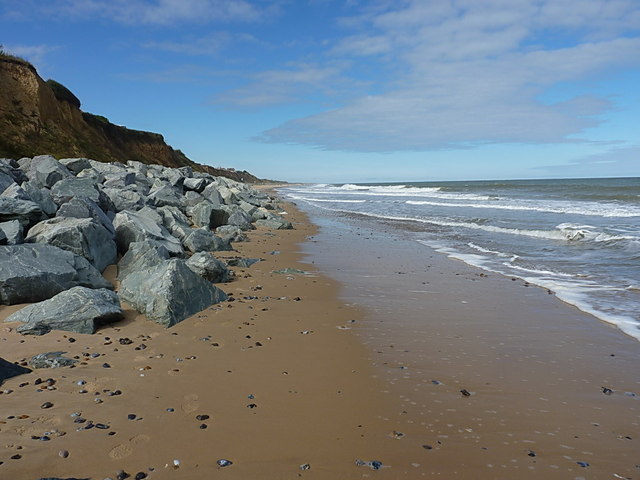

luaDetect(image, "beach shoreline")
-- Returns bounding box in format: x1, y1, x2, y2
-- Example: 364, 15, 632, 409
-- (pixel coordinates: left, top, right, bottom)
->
1, 195, 639, 479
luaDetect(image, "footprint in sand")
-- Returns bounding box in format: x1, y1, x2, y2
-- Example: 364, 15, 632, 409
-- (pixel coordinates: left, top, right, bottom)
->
181, 393, 199, 414
109, 434, 150, 459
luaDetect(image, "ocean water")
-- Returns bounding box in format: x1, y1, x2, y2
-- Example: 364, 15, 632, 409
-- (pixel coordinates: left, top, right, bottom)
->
281, 177, 640, 341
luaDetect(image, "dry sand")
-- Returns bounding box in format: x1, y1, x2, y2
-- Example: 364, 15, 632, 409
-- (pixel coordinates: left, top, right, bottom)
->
0, 199, 638, 479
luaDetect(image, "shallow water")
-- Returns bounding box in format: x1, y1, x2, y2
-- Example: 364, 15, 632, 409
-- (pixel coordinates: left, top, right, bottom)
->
282, 177, 640, 341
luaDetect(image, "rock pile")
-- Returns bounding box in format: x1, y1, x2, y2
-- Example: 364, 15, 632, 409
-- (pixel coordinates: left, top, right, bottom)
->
1, 155, 291, 333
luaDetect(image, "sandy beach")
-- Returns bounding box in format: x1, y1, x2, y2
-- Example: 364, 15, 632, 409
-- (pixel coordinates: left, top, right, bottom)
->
1, 196, 639, 480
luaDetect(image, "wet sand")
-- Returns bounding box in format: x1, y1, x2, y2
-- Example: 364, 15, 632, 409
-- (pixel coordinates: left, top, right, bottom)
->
0, 198, 639, 479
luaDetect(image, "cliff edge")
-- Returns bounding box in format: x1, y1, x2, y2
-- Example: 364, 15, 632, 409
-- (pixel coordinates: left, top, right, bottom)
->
0, 53, 265, 183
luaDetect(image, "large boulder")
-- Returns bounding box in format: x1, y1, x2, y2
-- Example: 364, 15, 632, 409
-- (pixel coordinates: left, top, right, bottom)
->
256, 216, 293, 230
186, 252, 232, 283
25, 217, 117, 272
223, 207, 255, 230
158, 206, 193, 241
0, 197, 46, 227
0, 171, 17, 195
0, 357, 31, 384
201, 183, 224, 204
0, 220, 24, 245
50, 177, 113, 212
147, 183, 184, 209
119, 258, 227, 327
102, 187, 145, 212
28, 155, 72, 188
112, 209, 183, 256
216, 225, 249, 243
117, 240, 170, 281
183, 177, 207, 193
0, 244, 112, 305
59, 157, 92, 174
188, 202, 228, 229
22, 181, 58, 216
56, 197, 115, 236
6, 287, 123, 335
183, 228, 232, 253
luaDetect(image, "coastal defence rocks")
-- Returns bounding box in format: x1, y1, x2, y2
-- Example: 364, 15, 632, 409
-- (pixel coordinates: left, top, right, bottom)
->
0, 154, 290, 333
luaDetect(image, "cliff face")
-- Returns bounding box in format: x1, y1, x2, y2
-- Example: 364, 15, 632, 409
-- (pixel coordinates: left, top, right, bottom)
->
0, 55, 265, 183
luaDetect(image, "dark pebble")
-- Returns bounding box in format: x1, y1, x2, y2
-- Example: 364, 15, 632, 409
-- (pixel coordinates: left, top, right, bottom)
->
527, 450, 536, 457
166, 408, 175, 412
196, 414, 209, 421
103, 363, 111, 368
460, 389, 471, 397
68, 337, 76, 343
41, 402, 54, 409
135, 472, 147, 480
96, 423, 109, 429
422, 445, 433, 450
127, 414, 137, 420
370, 460, 383, 470
577, 461, 590, 467
602, 387, 614, 395
217, 459, 233, 467
247, 403, 257, 409
199, 423, 207, 429
116, 470, 130, 480
10, 454, 21, 459
119, 338, 133, 345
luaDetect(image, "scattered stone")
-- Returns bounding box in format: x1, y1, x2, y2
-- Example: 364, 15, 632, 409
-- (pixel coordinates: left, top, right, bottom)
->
41, 401, 54, 409
217, 459, 233, 467
299, 464, 311, 470
602, 386, 614, 395
460, 389, 472, 397
355, 459, 384, 470
186, 252, 232, 283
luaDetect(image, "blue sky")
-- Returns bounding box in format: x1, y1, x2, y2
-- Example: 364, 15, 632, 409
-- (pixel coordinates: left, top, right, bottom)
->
1, 0, 639, 183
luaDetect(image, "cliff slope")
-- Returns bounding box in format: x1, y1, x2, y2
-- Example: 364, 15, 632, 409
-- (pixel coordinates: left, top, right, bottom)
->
0, 54, 264, 183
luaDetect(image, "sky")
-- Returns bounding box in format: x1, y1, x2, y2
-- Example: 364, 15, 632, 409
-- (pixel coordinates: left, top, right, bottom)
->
1, 0, 639, 183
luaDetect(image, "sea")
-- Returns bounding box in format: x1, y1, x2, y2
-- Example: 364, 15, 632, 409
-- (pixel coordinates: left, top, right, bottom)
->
281, 177, 640, 341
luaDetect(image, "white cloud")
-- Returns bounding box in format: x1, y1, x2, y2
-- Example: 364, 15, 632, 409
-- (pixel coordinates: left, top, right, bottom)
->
5, 0, 274, 25
257, 0, 640, 151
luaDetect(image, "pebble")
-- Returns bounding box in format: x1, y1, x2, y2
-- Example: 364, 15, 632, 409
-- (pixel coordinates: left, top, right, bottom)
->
196, 414, 209, 421
199, 423, 207, 429
300, 463, 311, 470
59, 449, 69, 458
217, 459, 233, 467
135, 473, 147, 480
577, 461, 590, 467
460, 389, 472, 397
602, 387, 614, 395
40, 401, 54, 409
128, 414, 137, 420
355, 459, 383, 470
166, 408, 175, 412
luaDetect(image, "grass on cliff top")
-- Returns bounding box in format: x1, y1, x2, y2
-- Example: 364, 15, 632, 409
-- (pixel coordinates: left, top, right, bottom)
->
0, 46, 34, 69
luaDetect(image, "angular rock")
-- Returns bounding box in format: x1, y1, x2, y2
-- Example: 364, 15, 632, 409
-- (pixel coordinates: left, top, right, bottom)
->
0, 182, 32, 201
102, 187, 145, 212
0, 158, 28, 185
28, 351, 78, 368
112, 209, 183, 256
50, 177, 114, 212
158, 206, 192, 240
59, 157, 92, 174
226, 257, 261, 268
183, 228, 232, 253
0, 228, 5, 245
147, 183, 184, 209
188, 202, 228, 229
22, 181, 59, 216
183, 190, 207, 208
223, 206, 255, 230
183, 177, 207, 193
28, 155, 72, 188
103, 171, 136, 189
216, 225, 249, 243
256, 217, 293, 230
0, 220, 24, 245
0, 357, 32, 384
76, 167, 105, 183
186, 252, 232, 283
0, 171, 17, 195
119, 258, 227, 327
25, 217, 117, 272
201, 183, 224, 204
56, 197, 115, 236
0, 197, 46, 227
7, 287, 123, 335
0, 244, 112, 305
117, 240, 170, 281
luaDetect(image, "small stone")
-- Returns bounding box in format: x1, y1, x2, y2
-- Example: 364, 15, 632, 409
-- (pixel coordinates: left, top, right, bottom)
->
577, 461, 590, 467
41, 401, 54, 409
135, 473, 147, 480
103, 363, 111, 368
527, 450, 536, 457
299, 463, 311, 470
199, 423, 207, 429
247, 403, 257, 409
602, 387, 613, 395
96, 423, 109, 429
59, 449, 69, 458
127, 414, 137, 420
116, 470, 130, 480
370, 460, 383, 470
166, 408, 175, 412
195, 414, 209, 421
460, 389, 472, 397
10, 454, 21, 460
217, 459, 233, 467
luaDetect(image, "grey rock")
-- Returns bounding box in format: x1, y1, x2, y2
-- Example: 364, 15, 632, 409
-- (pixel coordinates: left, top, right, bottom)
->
183, 177, 207, 193
0, 182, 32, 201
0, 158, 28, 185
25, 217, 117, 272
119, 258, 227, 327
201, 183, 224, 204
183, 228, 232, 253
186, 252, 232, 283
183, 190, 207, 208
0, 197, 46, 227
112, 209, 183, 256
28, 155, 72, 188
0, 228, 5, 245
87, 160, 126, 175
103, 171, 136, 188
22, 181, 58, 216
127, 160, 149, 176
0, 244, 112, 305
0, 357, 31, 384
0, 220, 24, 245
223, 207, 255, 230
56, 197, 115, 236
28, 351, 77, 368
158, 206, 192, 240
50, 177, 114, 212
117, 240, 170, 281
59, 157, 92, 174
147, 183, 184, 209
0, 171, 16, 195
188, 202, 228, 229
216, 225, 249, 243
256, 217, 293, 230
103, 187, 145, 212
76, 167, 105, 183
226, 257, 261, 268
7, 287, 123, 335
